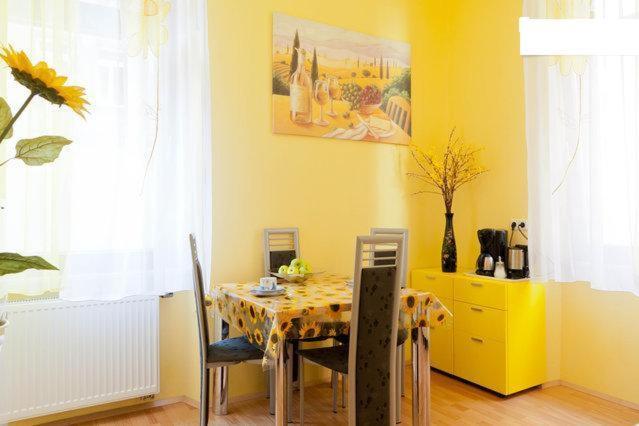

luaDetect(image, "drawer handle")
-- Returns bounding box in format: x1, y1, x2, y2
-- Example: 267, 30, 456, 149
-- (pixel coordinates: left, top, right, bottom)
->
470, 306, 483, 312
425, 275, 436, 280
470, 337, 484, 344
470, 282, 483, 287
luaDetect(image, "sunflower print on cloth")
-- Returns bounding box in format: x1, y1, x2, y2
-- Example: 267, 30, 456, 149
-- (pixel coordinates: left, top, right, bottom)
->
298, 321, 321, 339
208, 273, 451, 367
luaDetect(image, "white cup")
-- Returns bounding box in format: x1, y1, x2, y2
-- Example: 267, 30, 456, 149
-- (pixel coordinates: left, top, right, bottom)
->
260, 277, 277, 290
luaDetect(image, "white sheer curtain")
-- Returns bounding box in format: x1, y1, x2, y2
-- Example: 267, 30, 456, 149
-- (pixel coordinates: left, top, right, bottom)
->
524, 0, 639, 295
0, 0, 211, 300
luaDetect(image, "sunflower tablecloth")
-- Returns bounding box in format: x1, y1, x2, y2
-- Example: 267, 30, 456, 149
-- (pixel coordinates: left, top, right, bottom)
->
208, 273, 451, 367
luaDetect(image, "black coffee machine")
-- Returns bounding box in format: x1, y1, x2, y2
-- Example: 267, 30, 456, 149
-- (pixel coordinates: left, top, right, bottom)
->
475, 229, 508, 276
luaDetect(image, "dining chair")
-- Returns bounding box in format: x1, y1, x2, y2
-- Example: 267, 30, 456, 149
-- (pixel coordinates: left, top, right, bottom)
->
385, 96, 411, 134
190, 234, 264, 425
262, 227, 338, 418
296, 234, 405, 425
263, 227, 300, 276
371, 227, 409, 422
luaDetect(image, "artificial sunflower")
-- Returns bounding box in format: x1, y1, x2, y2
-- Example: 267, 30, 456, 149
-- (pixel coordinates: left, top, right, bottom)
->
298, 321, 321, 339
0, 46, 88, 118
245, 329, 253, 343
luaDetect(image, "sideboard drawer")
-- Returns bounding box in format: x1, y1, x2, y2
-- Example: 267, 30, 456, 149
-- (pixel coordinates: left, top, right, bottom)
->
454, 277, 506, 310
429, 297, 454, 374
454, 330, 507, 394
412, 270, 454, 299
454, 301, 506, 342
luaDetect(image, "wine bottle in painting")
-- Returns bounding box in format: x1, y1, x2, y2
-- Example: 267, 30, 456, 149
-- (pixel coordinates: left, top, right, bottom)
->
289, 48, 313, 124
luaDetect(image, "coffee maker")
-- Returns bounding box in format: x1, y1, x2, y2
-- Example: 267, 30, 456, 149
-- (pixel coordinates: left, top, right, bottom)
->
507, 244, 529, 279
475, 229, 508, 276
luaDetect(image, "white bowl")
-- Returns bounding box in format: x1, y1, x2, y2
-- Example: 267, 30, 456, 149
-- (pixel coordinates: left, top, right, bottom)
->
270, 271, 321, 283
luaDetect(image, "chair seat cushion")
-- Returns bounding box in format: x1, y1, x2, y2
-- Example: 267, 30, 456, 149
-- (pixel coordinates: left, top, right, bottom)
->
334, 328, 409, 346
207, 336, 263, 364
296, 345, 349, 374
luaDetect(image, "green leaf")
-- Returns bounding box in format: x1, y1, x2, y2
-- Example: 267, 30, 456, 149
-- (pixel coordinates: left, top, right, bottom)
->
15, 136, 72, 166
0, 253, 58, 276
0, 97, 13, 140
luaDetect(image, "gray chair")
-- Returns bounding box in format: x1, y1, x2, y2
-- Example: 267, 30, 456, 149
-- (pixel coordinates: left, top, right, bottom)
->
371, 227, 409, 422
297, 235, 405, 425
190, 234, 263, 425
262, 227, 340, 418
263, 227, 300, 277
333, 228, 409, 421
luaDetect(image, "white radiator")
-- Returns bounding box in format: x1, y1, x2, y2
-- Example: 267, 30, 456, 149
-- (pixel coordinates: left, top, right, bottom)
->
0, 296, 160, 423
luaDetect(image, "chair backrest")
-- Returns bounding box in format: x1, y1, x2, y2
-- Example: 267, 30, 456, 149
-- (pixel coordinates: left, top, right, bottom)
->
190, 234, 210, 367
370, 228, 409, 288
385, 96, 411, 134
263, 228, 300, 275
348, 235, 404, 426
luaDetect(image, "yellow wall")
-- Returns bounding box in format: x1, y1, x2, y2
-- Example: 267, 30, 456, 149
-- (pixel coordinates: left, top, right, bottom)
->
561, 284, 639, 405
441, 0, 639, 406
207, 0, 449, 400
16, 1, 639, 423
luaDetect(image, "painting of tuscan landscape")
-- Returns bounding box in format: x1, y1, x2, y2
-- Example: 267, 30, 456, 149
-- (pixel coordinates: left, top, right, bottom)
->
272, 13, 411, 145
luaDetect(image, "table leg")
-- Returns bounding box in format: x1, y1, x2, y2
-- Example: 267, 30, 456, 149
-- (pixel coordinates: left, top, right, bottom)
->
275, 341, 288, 426
412, 327, 430, 426
269, 368, 276, 415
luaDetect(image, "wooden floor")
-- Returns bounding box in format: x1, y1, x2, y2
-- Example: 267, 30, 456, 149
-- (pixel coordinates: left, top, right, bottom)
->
78, 369, 639, 425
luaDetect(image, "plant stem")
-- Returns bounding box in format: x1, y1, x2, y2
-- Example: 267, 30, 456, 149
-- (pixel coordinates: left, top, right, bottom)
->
0, 157, 14, 168
0, 91, 37, 143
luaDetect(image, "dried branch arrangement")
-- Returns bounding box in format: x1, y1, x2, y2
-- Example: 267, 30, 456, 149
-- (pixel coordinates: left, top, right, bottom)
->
408, 128, 487, 213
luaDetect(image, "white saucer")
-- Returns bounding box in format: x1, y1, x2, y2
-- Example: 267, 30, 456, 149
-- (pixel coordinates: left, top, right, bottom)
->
250, 285, 286, 297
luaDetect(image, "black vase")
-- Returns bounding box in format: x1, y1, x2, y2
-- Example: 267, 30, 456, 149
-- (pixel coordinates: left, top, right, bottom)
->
441, 212, 457, 273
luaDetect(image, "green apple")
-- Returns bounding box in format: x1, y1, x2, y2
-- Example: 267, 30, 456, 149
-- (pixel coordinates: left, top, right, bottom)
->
299, 265, 310, 274
300, 260, 312, 273
289, 258, 304, 269
287, 265, 300, 275
278, 265, 288, 274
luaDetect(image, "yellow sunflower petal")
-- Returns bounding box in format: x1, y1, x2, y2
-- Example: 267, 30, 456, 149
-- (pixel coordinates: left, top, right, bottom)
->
1, 45, 88, 117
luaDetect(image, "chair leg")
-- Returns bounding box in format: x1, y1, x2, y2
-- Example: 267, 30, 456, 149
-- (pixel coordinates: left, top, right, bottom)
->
269, 368, 275, 415
299, 356, 305, 426
214, 366, 228, 416
287, 342, 294, 422
341, 373, 346, 408
396, 346, 402, 423
401, 346, 406, 396
200, 367, 210, 426
332, 369, 338, 413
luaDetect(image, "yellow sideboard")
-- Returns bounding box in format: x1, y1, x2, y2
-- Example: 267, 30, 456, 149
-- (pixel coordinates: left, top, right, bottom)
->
412, 268, 546, 395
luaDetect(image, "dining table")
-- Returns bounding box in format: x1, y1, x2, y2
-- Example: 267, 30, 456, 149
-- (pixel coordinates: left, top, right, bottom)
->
208, 273, 451, 426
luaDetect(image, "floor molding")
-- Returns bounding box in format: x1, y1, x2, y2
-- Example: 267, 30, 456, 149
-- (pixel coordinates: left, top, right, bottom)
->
48, 397, 186, 425
558, 380, 639, 411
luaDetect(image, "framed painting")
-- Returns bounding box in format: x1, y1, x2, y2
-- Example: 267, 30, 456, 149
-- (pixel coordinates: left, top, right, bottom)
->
272, 13, 411, 145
